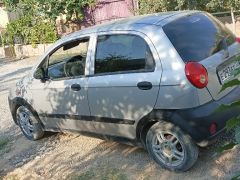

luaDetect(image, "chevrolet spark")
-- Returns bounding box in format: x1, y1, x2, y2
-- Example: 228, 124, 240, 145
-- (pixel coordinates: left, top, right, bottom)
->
8, 11, 240, 171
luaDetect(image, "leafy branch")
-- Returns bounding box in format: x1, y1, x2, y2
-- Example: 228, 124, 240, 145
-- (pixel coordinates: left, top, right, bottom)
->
216, 59, 240, 150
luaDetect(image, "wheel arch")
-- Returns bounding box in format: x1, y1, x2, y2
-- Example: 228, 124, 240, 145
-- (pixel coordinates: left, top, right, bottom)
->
9, 97, 43, 126
136, 109, 174, 146
136, 109, 201, 146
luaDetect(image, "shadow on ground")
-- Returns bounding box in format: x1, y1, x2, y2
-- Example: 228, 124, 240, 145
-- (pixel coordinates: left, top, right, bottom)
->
1, 129, 239, 180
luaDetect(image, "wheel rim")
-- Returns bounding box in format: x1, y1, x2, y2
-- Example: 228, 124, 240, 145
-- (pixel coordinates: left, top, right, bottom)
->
151, 131, 185, 167
17, 107, 34, 137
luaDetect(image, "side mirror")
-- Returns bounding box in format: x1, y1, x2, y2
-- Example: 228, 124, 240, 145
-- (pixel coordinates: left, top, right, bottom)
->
34, 67, 47, 81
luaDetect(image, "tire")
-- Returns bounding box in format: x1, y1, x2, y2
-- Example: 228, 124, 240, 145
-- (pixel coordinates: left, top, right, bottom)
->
145, 121, 198, 172
16, 105, 44, 140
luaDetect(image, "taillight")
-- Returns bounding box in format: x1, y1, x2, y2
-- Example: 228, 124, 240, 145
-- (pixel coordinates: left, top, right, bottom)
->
236, 37, 240, 43
185, 62, 208, 89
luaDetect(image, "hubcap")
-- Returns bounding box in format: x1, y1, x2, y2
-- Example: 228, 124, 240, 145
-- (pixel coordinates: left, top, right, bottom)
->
17, 107, 34, 137
151, 131, 185, 167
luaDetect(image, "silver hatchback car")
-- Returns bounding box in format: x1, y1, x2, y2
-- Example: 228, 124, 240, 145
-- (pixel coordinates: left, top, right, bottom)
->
8, 11, 240, 171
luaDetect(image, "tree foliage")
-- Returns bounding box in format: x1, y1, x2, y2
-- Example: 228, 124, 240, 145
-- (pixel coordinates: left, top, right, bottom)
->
2, 0, 96, 46
37, 0, 96, 25
3, 0, 96, 25
137, 0, 240, 15
211, 66, 240, 180
2, 15, 58, 46
216, 62, 240, 148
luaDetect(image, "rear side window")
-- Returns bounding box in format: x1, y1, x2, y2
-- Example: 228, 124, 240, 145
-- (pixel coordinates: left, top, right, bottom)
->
163, 13, 236, 62
95, 34, 155, 74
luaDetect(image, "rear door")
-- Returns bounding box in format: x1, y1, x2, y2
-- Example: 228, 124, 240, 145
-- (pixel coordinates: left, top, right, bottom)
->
163, 12, 240, 100
87, 32, 162, 139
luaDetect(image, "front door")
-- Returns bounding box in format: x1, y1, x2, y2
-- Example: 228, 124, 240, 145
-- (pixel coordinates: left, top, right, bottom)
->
30, 37, 95, 132
88, 32, 162, 139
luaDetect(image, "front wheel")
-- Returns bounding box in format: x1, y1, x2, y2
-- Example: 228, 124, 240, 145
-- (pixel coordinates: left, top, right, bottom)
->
16, 106, 44, 140
145, 121, 198, 172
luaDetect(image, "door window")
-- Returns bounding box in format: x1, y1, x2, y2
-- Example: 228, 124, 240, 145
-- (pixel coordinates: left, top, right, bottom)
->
95, 34, 155, 74
48, 38, 89, 79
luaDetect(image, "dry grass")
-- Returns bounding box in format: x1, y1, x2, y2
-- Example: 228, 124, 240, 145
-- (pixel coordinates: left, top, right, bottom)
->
71, 166, 128, 180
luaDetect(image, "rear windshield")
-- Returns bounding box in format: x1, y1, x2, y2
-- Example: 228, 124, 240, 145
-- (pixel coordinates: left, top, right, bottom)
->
163, 13, 236, 62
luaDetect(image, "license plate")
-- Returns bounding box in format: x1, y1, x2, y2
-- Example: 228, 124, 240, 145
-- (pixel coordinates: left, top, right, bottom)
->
218, 60, 240, 83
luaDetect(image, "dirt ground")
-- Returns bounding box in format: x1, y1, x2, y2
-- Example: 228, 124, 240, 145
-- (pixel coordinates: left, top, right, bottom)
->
0, 57, 240, 180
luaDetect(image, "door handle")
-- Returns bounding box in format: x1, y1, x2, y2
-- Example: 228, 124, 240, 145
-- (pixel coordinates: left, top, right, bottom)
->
71, 84, 81, 91
137, 81, 152, 90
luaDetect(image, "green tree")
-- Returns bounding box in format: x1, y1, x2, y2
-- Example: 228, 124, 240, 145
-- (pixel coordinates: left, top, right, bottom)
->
2, 15, 58, 46
37, 0, 96, 25
4, 0, 96, 25
3, 0, 38, 16
137, 0, 240, 15
216, 62, 240, 179
218, 64, 240, 146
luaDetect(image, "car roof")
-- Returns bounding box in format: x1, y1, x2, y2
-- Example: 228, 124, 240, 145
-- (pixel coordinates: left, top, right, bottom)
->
62, 10, 200, 40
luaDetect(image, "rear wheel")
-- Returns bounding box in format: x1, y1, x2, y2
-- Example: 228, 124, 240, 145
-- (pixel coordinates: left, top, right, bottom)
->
16, 106, 44, 140
145, 121, 198, 172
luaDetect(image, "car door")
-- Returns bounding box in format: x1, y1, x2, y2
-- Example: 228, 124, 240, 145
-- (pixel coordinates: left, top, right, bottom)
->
30, 36, 96, 132
87, 32, 162, 139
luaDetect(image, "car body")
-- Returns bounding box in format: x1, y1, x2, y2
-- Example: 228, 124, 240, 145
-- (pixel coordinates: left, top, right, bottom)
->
8, 11, 240, 171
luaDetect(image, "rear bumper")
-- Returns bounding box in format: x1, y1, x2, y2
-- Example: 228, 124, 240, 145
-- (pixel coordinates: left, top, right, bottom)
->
171, 86, 240, 145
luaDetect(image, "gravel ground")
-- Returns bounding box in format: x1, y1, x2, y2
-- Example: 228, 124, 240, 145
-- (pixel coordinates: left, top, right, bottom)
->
0, 57, 240, 180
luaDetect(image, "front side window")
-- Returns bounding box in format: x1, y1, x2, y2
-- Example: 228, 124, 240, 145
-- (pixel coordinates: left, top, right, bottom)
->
95, 34, 155, 74
48, 38, 89, 79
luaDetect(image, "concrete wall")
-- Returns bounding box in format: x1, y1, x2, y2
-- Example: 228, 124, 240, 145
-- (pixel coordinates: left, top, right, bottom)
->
0, 46, 5, 58
0, 6, 20, 28
14, 44, 53, 59
0, 7, 10, 28
0, 44, 52, 59
0, 46, 15, 58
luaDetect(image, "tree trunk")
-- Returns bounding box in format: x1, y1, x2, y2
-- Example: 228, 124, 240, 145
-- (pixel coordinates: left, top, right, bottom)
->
231, 8, 236, 35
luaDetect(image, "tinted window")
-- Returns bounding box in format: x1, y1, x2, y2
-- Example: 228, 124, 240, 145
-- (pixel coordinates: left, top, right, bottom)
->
48, 38, 89, 79
163, 13, 236, 62
95, 34, 154, 74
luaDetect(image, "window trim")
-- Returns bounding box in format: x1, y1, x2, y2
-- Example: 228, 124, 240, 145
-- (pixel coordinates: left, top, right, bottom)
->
93, 33, 156, 76
86, 69, 155, 77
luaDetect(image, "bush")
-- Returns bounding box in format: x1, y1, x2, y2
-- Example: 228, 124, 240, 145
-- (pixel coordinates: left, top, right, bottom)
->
137, 0, 240, 15
2, 15, 58, 47
217, 62, 240, 150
